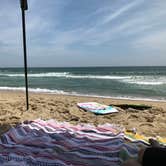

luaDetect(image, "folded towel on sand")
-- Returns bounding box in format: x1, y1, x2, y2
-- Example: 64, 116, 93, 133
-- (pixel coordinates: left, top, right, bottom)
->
125, 131, 166, 146
77, 102, 118, 114
0, 119, 147, 166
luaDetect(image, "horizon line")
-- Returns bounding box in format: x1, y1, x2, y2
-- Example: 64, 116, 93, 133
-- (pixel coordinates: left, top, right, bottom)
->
0, 65, 166, 68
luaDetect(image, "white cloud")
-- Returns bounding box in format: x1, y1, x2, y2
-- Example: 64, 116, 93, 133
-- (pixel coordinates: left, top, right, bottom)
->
1, 0, 166, 66
134, 30, 166, 51
101, 0, 143, 25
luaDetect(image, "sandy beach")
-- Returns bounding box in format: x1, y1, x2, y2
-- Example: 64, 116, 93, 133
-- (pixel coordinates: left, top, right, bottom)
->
0, 90, 166, 137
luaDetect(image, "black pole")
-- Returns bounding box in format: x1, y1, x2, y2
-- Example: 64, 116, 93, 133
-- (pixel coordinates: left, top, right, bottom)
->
20, 0, 29, 110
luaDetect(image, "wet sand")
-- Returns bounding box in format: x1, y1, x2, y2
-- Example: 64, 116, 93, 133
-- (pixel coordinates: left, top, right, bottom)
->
0, 90, 166, 137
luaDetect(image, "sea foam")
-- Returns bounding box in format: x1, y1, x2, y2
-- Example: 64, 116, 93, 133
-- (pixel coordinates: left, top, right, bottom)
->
0, 86, 68, 94
0, 72, 131, 80
122, 76, 166, 85
0, 86, 165, 102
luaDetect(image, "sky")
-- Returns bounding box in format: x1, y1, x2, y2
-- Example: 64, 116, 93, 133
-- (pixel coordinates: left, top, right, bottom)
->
0, 0, 166, 67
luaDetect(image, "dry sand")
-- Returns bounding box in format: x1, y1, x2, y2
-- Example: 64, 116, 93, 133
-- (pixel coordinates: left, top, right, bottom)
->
0, 90, 166, 137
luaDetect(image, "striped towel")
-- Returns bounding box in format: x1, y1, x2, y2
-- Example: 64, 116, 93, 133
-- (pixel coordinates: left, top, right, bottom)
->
0, 119, 146, 166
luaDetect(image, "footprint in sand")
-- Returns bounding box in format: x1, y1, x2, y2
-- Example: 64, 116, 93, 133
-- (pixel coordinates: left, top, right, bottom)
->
0, 109, 8, 116
70, 116, 79, 121
145, 116, 154, 122
128, 114, 139, 119
9, 116, 21, 120
139, 123, 154, 127
48, 102, 56, 106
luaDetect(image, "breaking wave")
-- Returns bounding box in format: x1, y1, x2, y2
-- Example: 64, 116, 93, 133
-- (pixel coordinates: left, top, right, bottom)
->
122, 76, 166, 85
0, 86, 165, 102
1, 72, 166, 85
0, 72, 131, 80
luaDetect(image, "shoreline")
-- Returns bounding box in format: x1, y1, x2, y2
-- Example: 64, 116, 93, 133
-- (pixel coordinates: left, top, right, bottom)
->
1, 88, 166, 103
0, 90, 166, 137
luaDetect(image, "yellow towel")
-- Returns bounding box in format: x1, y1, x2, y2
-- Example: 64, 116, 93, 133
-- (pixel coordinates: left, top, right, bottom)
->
125, 131, 166, 145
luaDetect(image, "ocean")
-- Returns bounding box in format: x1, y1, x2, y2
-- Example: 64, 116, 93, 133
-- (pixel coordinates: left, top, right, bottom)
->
0, 66, 166, 101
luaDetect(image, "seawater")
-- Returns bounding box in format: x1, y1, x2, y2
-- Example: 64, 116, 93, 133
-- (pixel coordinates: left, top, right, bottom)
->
0, 66, 166, 101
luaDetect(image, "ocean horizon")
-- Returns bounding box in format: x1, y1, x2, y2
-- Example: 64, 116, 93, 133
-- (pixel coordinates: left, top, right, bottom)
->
0, 66, 166, 101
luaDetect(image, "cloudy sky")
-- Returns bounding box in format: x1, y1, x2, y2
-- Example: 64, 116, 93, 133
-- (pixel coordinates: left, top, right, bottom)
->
0, 0, 166, 67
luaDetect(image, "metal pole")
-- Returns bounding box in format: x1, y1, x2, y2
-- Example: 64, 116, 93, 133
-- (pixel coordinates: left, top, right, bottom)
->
20, 0, 29, 110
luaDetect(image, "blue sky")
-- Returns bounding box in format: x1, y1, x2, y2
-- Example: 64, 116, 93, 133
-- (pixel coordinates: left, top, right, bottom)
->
0, 0, 166, 67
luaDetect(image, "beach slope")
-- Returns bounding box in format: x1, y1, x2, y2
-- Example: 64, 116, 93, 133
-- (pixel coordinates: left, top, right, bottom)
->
0, 91, 166, 137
